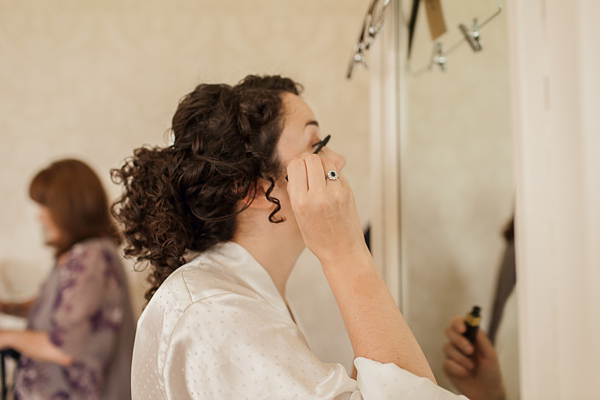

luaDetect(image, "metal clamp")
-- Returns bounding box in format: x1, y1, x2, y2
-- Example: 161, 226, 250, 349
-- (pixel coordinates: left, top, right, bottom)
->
459, 19, 483, 52
346, 0, 390, 79
410, 0, 503, 76
431, 43, 446, 71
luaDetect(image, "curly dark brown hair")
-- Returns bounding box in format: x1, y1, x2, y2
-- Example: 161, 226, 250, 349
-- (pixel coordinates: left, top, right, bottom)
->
111, 75, 302, 301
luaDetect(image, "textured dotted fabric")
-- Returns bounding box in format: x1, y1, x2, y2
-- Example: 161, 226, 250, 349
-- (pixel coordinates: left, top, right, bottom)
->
131, 242, 466, 399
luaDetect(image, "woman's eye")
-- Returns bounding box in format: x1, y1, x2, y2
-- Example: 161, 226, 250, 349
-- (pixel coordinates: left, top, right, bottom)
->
311, 135, 331, 155
313, 136, 327, 147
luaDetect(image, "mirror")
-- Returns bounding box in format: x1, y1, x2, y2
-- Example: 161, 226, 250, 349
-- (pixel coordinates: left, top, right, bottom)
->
397, 0, 516, 396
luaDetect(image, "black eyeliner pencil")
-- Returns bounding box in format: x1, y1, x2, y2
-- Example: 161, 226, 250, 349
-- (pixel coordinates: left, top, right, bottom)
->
285, 135, 331, 181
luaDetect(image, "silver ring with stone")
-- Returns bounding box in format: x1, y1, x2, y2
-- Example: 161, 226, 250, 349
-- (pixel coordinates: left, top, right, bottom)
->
326, 170, 339, 181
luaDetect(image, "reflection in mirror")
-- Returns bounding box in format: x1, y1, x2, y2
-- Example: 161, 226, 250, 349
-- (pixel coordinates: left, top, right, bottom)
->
397, 0, 516, 398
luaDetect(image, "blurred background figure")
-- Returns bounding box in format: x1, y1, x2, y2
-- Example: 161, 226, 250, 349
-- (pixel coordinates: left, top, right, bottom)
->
0, 159, 134, 400
442, 217, 518, 400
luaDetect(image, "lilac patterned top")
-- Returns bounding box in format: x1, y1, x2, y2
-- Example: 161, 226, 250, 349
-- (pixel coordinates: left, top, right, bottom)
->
15, 238, 135, 400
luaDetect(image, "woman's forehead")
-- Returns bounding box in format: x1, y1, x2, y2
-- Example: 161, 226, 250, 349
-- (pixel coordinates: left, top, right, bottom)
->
282, 93, 316, 123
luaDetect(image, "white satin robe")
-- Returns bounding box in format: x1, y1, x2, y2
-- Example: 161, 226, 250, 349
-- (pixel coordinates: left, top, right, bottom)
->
131, 242, 466, 399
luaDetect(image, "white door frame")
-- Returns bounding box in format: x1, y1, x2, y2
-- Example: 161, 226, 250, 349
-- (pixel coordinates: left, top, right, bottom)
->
507, 0, 600, 398
369, 0, 403, 309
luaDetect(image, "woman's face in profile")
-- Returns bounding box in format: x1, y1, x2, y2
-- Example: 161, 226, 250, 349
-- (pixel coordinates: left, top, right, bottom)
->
37, 205, 62, 247
273, 93, 347, 237
276, 93, 346, 175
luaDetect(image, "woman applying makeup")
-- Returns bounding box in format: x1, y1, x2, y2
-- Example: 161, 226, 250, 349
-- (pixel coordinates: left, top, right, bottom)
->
114, 75, 466, 399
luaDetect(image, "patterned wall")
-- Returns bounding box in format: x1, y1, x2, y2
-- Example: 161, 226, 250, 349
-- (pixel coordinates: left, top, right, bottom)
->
0, 0, 371, 371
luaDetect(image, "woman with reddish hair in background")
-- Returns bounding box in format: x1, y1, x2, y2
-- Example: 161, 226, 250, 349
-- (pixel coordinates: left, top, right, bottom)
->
0, 159, 135, 400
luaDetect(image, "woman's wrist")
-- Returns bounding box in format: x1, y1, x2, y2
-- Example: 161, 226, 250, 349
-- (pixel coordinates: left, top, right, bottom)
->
320, 249, 383, 301
318, 242, 373, 272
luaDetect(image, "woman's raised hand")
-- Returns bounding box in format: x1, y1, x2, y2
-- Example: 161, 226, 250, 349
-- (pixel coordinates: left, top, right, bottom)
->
286, 154, 368, 265
287, 154, 439, 384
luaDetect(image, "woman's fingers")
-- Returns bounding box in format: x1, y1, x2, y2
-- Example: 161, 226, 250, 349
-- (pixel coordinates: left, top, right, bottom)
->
443, 342, 475, 370
285, 152, 367, 264
474, 328, 497, 360
452, 316, 467, 333
286, 157, 309, 198
320, 157, 344, 187
443, 359, 470, 379
304, 154, 327, 192
446, 317, 496, 361
287, 153, 345, 195
445, 319, 474, 355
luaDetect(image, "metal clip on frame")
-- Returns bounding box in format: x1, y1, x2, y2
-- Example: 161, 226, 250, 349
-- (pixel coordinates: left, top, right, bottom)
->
459, 19, 483, 52
346, 0, 390, 79
431, 43, 446, 71
411, 0, 502, 76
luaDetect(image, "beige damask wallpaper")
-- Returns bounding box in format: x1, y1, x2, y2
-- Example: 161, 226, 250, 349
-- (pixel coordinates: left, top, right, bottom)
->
0, 0, 371, 370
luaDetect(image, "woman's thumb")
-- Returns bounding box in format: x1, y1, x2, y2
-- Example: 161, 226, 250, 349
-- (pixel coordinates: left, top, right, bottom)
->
475, 329, 497, 359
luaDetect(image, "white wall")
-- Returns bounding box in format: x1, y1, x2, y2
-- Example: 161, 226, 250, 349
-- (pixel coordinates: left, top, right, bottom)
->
0, 0, 371, 372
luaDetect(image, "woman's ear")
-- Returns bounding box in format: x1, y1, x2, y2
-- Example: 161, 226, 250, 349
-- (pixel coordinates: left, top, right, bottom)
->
244, 179, 274, 210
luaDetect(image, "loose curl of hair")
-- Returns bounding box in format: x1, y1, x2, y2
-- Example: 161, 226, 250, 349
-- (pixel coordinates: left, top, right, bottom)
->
111, 75, 302, 301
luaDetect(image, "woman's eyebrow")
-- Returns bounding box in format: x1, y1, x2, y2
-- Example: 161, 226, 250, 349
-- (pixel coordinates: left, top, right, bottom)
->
305, 120, 319, 128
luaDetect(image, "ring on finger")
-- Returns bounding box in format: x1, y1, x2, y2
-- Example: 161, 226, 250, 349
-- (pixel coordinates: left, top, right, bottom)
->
326, 170, 339, 181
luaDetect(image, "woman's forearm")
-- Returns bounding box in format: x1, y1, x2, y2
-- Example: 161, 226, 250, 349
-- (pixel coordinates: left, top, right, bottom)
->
322, 250, 436, 383
285, 154, 436, 382
0, 330, 73, 366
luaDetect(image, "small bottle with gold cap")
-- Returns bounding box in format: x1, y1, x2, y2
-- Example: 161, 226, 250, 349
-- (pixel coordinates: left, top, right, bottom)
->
463, 306, 481, 344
